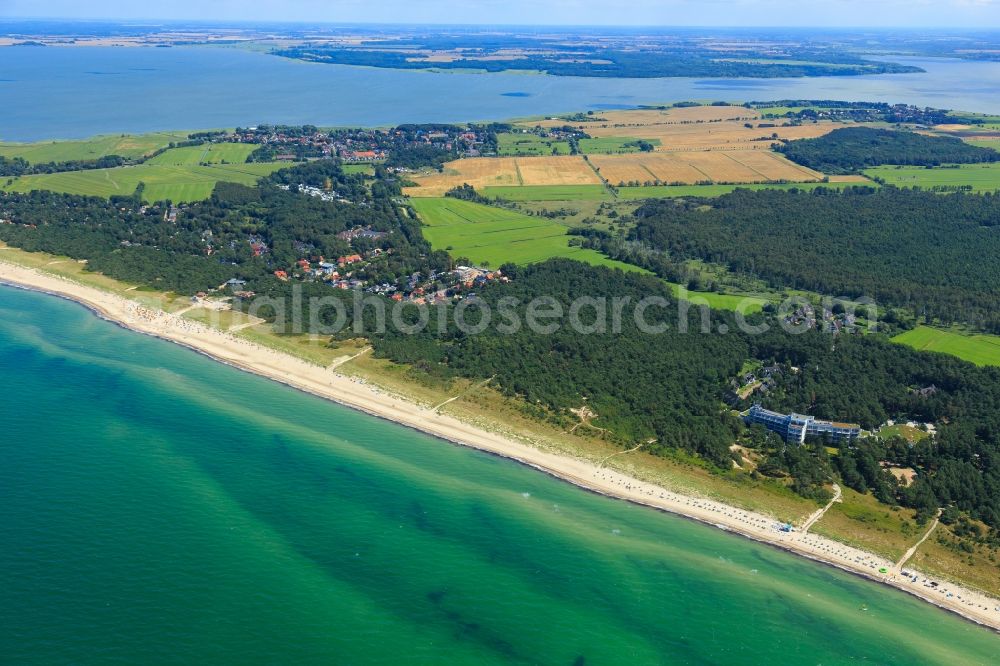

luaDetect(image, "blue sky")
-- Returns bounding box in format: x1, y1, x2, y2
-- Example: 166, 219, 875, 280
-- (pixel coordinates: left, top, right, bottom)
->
1, 0, 999, 28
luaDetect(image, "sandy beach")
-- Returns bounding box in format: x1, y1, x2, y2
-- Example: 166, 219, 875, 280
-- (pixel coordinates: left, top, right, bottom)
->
2, 258, 998, 633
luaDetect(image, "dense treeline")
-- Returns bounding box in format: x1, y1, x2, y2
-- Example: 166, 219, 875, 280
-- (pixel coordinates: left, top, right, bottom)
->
384, 145, 455, 170
0, 154, 127, 177
632, 187, 1000, 329
777, 127, 999, 173
568, 227, 690, 285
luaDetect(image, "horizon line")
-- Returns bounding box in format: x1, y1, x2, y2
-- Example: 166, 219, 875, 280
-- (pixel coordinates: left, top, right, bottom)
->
0, 17, 998, 31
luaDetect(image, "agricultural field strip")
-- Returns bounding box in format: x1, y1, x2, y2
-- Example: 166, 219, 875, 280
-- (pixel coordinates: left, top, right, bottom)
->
0, 130, 194, 162
146, 143, 258, 166
684, 156, 716, 182
579, 121, 837, 151
410, 197, 636, 269
720, 152, 766, 180
4, 160, 283, 203
864, 163, 1000, 192
892, 326, 1000, 367
581, 151, 821, 187
420, 202, 563, 240
479, 185, 612, 201
407, 137, 826, 196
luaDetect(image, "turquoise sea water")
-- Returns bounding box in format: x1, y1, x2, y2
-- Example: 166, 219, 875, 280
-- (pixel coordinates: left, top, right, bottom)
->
2, 47, 1000, 141
1, 284, 999, 663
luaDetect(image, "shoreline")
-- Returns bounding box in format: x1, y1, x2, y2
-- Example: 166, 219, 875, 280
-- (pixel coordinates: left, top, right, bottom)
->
1, 258, 999, 634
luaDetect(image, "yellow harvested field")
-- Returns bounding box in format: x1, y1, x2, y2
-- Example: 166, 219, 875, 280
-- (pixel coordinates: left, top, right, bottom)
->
404, 157, 521, 196
407, 150, 826, 193
527, 107, 841, 151
683, 152, 761, 181
404, 156, 599, 196
589, 154, 699, 184
517, 156, 602, 186
405, 110, 838, 195
590, 151, 823, 186
725, 150, 822, 181
588, 155, 658, 184
591, 121, 835, 151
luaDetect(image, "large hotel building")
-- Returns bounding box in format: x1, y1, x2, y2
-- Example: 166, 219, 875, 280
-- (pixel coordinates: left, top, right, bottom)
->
745, 404, 862, 444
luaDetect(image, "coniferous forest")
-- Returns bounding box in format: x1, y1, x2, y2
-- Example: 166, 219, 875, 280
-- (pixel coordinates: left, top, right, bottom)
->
631, 187, 1000, 330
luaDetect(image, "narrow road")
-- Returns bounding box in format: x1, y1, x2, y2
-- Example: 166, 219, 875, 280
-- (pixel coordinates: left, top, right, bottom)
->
800, 483, 841, 533
896, 508, 942, 570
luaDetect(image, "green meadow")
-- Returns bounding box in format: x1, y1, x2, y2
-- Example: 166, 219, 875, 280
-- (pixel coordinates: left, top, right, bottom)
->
496, 134, 660, 157
947, 112, 1000, 125
481, 185, 612, 201
1, 137, 273, 203
497, 133, 570, 156
145, 143, 258, 166
4, 161, 284, 203
409, 197, 642, 270
864, 163, 1000, 192
410, 197, 767, 312
665, 284, 766, 313
892, 326, 1000, 367
0, 130, 195, 163
877, 424, 930, 444
577, 137, 661, 153
965, 138, 1000, 150
342, 163, 376, 175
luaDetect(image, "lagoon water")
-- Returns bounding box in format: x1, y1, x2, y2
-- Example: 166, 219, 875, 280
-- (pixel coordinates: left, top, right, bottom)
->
1, 285, 999, 663
2, 46, 1000, 141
